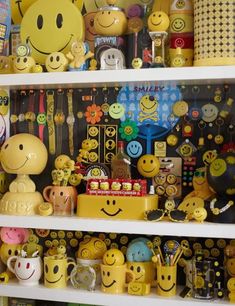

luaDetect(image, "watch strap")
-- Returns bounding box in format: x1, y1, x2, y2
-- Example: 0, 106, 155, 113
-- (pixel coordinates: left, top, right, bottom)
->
67, 89, 75, 156
54, 89, 65, 155
26, 90, 36, 134
46, 90, 56, 155
37, 89, 46, 142
10, 90, 18, 135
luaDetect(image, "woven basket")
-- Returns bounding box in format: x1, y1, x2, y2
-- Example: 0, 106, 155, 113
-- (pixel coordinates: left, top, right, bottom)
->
194, 0, 235, 66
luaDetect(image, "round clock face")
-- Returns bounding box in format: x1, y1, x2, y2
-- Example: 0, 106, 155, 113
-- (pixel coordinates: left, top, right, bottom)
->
66, 114, 75, 125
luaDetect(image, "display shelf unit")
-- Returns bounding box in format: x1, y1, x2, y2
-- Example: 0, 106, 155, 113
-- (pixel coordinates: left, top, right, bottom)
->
0, 66, 235, 306
0, 282, 229, 306
0, 215, 234, 239
0, 66, 234, 89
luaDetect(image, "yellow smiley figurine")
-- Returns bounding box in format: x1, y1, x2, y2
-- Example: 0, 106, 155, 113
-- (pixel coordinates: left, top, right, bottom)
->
137, 154, 160, 178
45, 52, 68, 72
103, 249, 125, 266
20, 0, 85, 64
147, 11, 170, 32
94, 0, 127, 36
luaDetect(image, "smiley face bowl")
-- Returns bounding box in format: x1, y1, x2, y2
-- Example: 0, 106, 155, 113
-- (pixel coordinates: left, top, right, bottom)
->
77, 194, 158, 220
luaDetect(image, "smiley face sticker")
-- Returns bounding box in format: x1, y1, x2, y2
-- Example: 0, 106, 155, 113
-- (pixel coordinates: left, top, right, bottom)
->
127, 141, 143, 158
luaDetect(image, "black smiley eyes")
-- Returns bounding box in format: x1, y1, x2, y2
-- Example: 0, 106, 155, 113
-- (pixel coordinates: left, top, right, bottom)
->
45, 264, 59, 274
19, 144, 23, 150
37, 13, 63, 30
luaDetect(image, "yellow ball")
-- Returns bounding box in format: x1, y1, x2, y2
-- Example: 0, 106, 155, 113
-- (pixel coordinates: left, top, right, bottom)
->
137, 154, 160, 178
148, 11, 170, 32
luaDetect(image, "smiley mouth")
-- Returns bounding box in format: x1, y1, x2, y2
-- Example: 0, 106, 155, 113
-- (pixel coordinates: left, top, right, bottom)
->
104, 59, 120, 67
97, 19, 116, 28
129, 148, 140, 156
131, 286, 141, 292
46, 274, 63, 283
48, 64, 62, 70
101, 208, 122, 216
102, 280, 116, 288
87, 28, 96, 37
3, 156, 29, 171
26, 35, 73, 55
150, 19, 162, 26
106, 259, 116, 266
6, 233, 14, 241
141, 166, 154, 173
16, 269, 35, 280
158, 283, 175, 292
136, 275, 143, 281
14, 65, 27, 71
140, 102, 156, 110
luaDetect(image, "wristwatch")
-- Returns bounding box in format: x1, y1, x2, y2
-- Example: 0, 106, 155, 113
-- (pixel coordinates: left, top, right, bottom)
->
25, 90, 36, 134
10, 90, 19, 135
66, 89, 75, 156
54, 89, 65, 155
36, 89, 46, 142
46, 90, 56, 155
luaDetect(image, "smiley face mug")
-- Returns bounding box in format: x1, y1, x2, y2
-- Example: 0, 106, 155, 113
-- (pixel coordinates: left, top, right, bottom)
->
44, 255, 76, 288
7, 255, 43, 286
101, 264, 135, 294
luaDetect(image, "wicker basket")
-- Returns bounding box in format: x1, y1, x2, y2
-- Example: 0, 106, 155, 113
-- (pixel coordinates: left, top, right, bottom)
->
194, 0, 235, 66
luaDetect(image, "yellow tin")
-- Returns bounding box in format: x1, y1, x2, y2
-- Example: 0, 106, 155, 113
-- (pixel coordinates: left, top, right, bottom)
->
194, 0, 235, 66
77, 194, 158, 220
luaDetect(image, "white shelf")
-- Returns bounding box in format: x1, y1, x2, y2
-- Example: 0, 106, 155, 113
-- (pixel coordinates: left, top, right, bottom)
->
0, 282, 228, 306
0, 215, 234, 239
0, 66, 234, 89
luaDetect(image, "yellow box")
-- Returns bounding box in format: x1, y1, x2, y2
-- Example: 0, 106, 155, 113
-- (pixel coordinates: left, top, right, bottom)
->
77, 194, 158, 220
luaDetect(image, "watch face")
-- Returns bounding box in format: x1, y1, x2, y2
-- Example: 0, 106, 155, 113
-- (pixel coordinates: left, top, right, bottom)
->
16, 44, 30, 57
25, 111, 36, 121
66, 114, 75, 125
37, 113, 47, 125
54, 112, 65, 125
18, 113, 25, 122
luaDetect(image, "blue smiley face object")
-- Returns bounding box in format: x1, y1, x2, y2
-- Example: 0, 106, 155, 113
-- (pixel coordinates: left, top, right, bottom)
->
126, 237, 152, 262
127, 141, 143, 158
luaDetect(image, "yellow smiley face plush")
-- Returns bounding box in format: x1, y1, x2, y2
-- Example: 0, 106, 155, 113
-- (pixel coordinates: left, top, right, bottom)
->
20, 0, 84, 64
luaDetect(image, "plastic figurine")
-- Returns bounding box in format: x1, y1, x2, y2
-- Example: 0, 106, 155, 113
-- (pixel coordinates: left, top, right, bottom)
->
77, 237, 107, 260
45, 52, 68, 72
77, 139, 93, 163
193, 207, 207, 223
66, 39, 94, 71
0, 133, 48, 215
94, 0, 127, 36
184, 167, 215, 200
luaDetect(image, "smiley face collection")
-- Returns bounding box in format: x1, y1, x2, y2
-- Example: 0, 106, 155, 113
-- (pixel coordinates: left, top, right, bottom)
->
0, 227, 233, 299
0, 0, 197, 73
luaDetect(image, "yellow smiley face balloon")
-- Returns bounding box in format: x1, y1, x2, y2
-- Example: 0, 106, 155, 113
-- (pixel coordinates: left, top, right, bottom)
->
20, 0, 85, 64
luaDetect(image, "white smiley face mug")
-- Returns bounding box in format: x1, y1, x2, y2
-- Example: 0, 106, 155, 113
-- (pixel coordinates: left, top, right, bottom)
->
7, 255, 43, 286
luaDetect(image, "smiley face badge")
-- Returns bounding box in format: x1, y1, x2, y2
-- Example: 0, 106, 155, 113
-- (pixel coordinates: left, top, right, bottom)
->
20, 0, 84, 64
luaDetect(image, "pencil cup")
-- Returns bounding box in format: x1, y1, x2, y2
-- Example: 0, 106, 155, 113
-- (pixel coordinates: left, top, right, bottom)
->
156, 265, 177, 297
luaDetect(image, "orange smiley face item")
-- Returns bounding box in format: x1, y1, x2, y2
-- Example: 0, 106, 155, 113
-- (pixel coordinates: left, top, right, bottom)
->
94, 0, 127, 36
84, 12, 96, 52
137, 154, 160, 178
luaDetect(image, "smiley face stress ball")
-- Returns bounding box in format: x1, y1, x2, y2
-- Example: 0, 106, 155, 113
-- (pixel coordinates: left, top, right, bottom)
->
20, 0, 85, 64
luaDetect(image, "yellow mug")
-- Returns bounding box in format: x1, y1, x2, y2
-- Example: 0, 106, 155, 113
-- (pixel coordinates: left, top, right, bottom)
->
127, 261, 155, 285
157, 265, 177, 297
44, 256, 76, 288
101, 264, 135, 294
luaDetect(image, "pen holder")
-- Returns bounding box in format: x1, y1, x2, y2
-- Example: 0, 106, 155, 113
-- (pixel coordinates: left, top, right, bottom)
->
156, 265, 177, 297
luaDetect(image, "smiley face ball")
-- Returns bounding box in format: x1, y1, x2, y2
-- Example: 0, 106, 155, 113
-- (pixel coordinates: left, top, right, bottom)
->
137, 154, 160, 178
20, 0, 85, 64
147, 11, 170, 32
207, 153, 235, 196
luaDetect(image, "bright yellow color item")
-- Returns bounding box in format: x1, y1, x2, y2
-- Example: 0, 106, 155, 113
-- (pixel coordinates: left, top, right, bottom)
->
157, 265, 177, 297
77, 194, 158, 220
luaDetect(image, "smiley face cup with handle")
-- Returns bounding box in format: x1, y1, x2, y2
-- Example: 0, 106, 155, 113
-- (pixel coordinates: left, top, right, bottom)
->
7, 254, 43, 286
44, 255, 76, 288
101, 248, 135, 294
